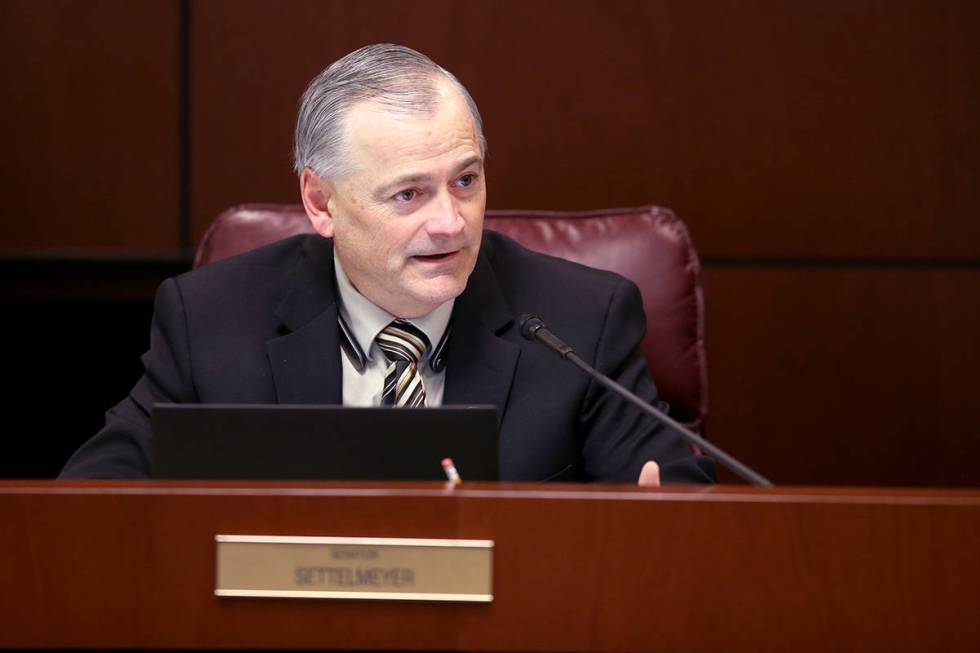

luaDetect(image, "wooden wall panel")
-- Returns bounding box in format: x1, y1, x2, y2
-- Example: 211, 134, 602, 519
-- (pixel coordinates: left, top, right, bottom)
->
190, 0, 980, 258
703, 267, 980, 487
0, 0, 181, 253
649, 1, 980, 259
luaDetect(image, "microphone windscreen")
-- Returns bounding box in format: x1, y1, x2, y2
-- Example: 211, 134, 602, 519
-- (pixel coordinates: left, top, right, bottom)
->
518, 314, 545, 340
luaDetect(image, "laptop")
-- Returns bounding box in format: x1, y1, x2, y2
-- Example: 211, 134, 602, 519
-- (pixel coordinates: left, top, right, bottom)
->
152, 403, 499, 481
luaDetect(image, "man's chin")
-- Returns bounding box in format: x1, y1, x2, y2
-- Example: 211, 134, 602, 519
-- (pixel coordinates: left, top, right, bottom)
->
398, 250, 477, 314
398, 279, 467, 316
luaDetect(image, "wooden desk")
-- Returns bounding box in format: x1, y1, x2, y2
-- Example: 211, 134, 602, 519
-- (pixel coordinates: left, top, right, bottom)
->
2, 481, 977, 651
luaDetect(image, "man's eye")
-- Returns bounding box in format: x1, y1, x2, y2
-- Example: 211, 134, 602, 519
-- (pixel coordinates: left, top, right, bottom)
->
394, 189, 417, 202
456, 174, 476, 188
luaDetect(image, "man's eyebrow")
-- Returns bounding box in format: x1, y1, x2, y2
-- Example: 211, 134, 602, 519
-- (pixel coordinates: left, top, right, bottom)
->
375, 174, 430, 199
373, 156, 484, 198
452, 155, 484, 175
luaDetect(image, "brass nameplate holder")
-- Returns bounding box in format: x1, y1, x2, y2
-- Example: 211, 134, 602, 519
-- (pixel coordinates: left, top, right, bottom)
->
215, 535, 493, 602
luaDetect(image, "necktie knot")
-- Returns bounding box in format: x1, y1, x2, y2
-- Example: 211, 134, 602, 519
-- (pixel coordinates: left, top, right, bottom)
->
376, 319, 430, 365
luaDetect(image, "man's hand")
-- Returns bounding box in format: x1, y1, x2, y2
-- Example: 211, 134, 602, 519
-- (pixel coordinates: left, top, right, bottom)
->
638, 460, 661, 486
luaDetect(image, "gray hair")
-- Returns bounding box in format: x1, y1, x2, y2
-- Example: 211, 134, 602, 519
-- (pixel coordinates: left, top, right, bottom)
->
293, 43, 486, 178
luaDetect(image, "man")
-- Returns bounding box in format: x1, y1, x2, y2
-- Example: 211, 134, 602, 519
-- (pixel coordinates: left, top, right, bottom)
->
60, 44, 714, 484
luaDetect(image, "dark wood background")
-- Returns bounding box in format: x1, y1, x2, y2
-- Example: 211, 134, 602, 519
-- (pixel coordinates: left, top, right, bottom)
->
2, 0, 977, 486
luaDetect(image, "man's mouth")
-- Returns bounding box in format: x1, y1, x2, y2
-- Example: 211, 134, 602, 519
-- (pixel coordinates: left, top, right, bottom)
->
413, 250, 459, 262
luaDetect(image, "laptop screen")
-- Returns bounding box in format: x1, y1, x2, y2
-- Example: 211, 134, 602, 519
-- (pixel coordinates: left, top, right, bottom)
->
152, 404, 499, 481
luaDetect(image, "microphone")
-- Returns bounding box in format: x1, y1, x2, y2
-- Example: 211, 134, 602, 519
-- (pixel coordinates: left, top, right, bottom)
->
519, 314, 773, 487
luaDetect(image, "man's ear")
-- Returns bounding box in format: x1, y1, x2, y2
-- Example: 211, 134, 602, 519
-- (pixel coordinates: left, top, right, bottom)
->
300, 167, 336, 237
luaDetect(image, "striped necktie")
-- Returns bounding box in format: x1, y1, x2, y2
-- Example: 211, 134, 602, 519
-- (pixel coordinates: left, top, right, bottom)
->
376, 319, 431, 407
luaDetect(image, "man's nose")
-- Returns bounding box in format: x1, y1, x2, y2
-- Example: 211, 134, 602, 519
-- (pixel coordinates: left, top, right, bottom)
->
425, 191, 465, 237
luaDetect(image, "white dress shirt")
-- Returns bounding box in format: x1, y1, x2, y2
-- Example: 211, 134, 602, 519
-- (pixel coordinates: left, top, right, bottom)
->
334, 258, 453, 407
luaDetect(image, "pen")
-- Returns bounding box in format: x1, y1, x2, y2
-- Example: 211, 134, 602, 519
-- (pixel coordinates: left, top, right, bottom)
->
441, 457, 462, 487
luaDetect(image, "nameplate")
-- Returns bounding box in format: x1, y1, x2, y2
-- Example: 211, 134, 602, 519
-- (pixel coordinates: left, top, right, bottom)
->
215, 535, 493, 602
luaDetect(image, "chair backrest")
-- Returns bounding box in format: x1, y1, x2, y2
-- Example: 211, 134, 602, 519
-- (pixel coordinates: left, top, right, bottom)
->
196, 204, 708, 429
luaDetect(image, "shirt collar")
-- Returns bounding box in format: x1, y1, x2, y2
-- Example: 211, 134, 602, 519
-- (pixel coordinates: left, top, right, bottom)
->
334, 256, 453, 372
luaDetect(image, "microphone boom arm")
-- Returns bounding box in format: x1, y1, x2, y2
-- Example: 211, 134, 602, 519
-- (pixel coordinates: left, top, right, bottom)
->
520, 314, 773, 487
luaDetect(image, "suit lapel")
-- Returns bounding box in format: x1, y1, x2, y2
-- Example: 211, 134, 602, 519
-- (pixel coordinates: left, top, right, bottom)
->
263, 235, 520, 413
266, 237, 343, 404
443, 242, 521, 422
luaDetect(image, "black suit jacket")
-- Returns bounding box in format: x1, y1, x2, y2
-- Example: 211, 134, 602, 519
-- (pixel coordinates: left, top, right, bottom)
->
60, 232, 715, 483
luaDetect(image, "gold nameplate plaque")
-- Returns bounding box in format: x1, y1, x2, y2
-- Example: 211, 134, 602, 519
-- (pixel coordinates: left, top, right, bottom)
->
215, 535, 493, 602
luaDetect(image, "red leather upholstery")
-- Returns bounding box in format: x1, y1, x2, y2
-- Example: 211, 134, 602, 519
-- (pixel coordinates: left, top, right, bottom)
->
196, 204, 708, 429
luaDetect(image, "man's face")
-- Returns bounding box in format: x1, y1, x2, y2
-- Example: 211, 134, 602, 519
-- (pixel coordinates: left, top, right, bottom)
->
304, 79, 486, 318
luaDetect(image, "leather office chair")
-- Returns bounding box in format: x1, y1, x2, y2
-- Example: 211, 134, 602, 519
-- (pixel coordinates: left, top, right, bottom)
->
196, 204, 708, 430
